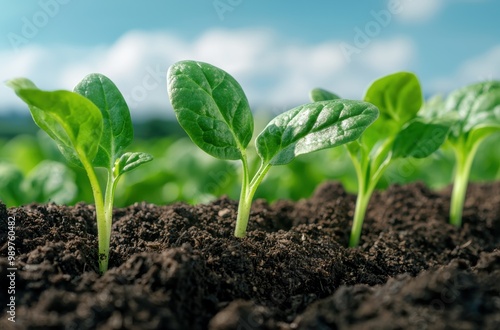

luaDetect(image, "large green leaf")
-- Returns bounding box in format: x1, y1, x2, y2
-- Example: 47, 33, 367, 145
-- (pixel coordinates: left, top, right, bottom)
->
167, 60, 253, 160
364, 72, 422, 125
359, 72, 423, 150
256, 100, 379, 165
74, 73, 134, 168
7, 79, 103, 165
444, 81, 500, 143
392, 119, 451, 159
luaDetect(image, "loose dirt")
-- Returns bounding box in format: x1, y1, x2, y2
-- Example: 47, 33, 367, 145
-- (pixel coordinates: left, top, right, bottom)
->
1, 182, 499, 329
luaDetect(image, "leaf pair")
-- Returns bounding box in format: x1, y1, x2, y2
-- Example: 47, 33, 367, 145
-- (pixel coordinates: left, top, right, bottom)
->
363, 72, 450, 160
168, 60, 379, 237
311, 72, 452, 247
443, 81, 500, 147
168, 60, 379, 169
6, 75, 151, 177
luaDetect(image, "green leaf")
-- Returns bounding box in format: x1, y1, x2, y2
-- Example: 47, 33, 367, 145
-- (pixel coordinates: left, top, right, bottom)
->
444, 81, 500, 142
256, 99, 379, 165
364, 72, 422, 125
22, 160, 77, 204
420, 94, 445, 119
468, 125, 500, 148
167, 60, 253, 160
74, 73, 134, 168
6, 78, 103, 165
392, 119, 451, 159
114, 152, 153, 177
309, 88, 340, 102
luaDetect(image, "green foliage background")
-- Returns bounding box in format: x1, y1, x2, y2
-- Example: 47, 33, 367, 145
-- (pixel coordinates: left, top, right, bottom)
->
1, 116, 499, 207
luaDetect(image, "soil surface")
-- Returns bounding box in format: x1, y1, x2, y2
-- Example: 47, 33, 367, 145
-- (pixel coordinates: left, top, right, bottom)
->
1, 182, 499, 329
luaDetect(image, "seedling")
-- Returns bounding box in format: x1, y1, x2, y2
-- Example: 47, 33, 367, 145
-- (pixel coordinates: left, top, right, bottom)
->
434, 81, 500, 227
168, 60, 379, 237
312, 72, 451, 247
7, 74, 153, 273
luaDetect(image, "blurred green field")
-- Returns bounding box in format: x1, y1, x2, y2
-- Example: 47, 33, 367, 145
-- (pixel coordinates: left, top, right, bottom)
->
1, 118, 499, 207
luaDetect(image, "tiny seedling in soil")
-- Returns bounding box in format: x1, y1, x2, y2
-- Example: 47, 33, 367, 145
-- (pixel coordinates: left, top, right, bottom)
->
167, 60, 379, 237
424, 81, 500, 227
6, 74, 153, 273
312, 72, 451, 247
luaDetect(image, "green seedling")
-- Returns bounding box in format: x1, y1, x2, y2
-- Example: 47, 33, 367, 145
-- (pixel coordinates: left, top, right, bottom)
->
431, 81, 500, 227
312, 72, 451, 247
7, 74, 153, 273
168, 60, 379, 237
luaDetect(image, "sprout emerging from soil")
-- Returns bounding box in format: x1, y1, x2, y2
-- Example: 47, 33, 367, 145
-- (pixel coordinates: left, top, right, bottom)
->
427, 81, 500, 227
311, 72, 451, 246
168, 60, 379, 237
7, 74, 152, 273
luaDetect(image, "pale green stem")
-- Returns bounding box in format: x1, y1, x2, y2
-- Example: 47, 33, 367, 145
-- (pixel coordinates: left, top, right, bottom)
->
101, 171, 120, 271
349, 142, 393, 247
80, 158, 108, 274
234, 154, 250, 238
350, 181, 373, 247
234, 158, 271, 238
450, 143, 479, 227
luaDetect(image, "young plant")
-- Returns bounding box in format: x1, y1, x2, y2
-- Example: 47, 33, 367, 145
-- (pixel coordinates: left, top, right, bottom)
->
7, 74, 152, 273
167, 60, 379, 237
437, 81, 500, 226
311, 72, 451, 247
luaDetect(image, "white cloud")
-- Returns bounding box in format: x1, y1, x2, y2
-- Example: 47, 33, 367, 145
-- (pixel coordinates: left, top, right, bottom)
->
0, 28, 416, 118
393, 0, 487, 24
429, 45, 500, 94
360, 37, 415, 73
394, 0, 445, 23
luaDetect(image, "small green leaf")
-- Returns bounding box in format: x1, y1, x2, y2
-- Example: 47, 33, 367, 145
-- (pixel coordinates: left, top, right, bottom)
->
74, 73, 134, 168
310, 88, 340, 102
167, 60, 253, 160
256, 100, 379, 165
364, 72, 422, 125
392, 119, 451, 159
6, 78, 103, 165
114, 152, 153, 177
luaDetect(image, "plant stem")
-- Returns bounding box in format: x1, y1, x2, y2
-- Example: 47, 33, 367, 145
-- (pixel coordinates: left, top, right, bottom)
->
101, 172, 119, 271
349, 180, 374, 247
234, 154, 250, 238
348, 144, 392, 247
80, 158, 108, 273
234, 160, 271, 238
235, 195, 251, 238
450, 144, 478, 227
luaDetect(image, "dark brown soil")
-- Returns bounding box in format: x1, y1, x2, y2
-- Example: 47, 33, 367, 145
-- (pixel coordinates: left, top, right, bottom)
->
1, 182, 499, 329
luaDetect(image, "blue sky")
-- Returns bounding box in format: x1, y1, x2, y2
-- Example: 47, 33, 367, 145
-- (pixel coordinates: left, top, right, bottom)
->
1, 0, 499, 118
